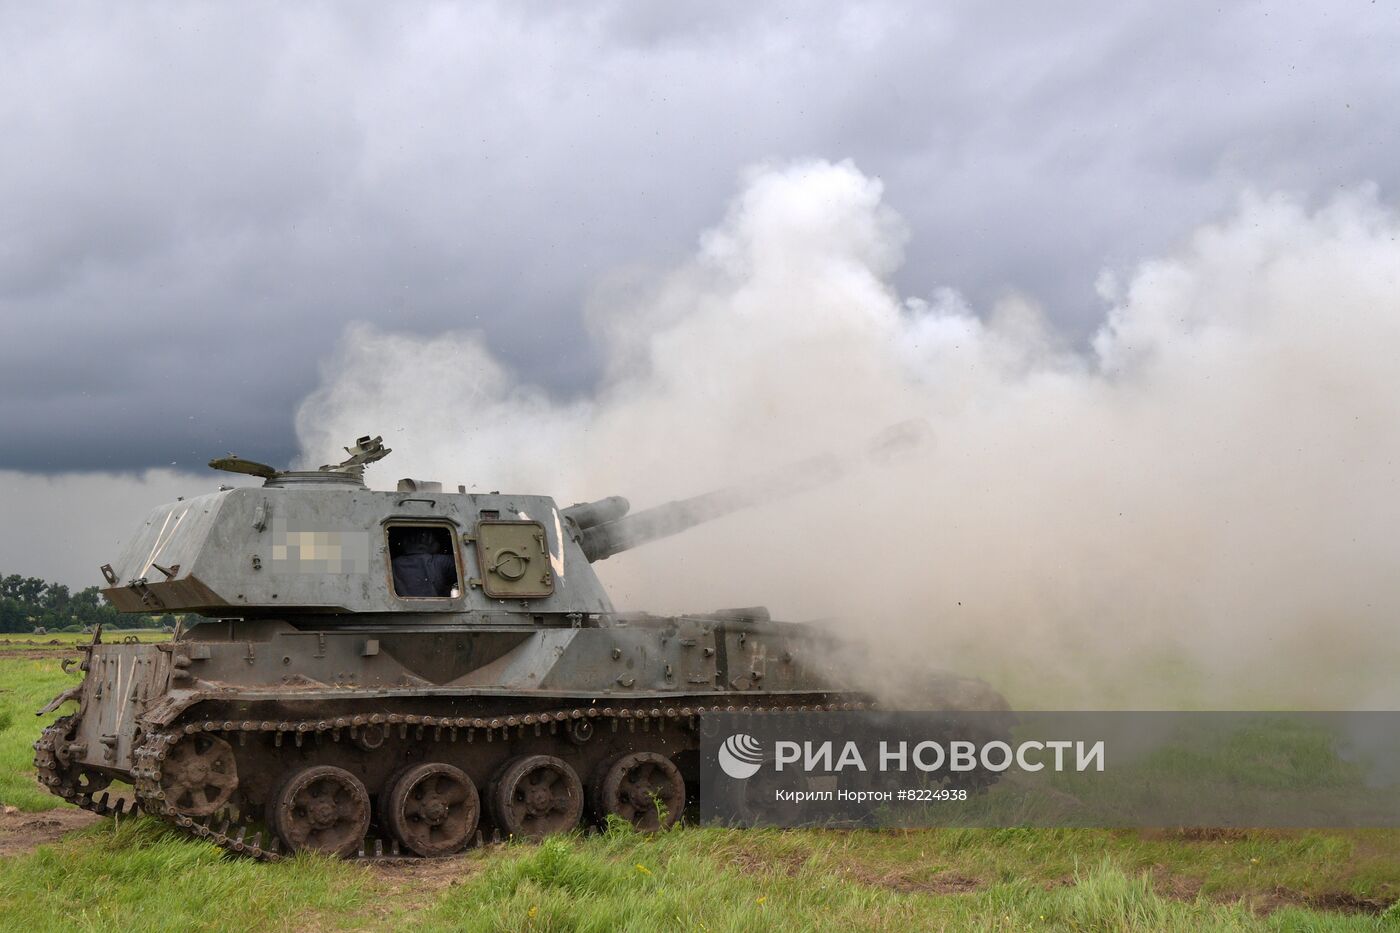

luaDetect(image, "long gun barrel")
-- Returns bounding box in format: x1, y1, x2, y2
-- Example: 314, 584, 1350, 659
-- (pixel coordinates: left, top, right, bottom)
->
562, 419, 931, 562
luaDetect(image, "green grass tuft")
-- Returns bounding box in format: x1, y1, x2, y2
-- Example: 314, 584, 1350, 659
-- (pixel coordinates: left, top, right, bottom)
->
0, 818, 369, 933
0, 658, 78, 810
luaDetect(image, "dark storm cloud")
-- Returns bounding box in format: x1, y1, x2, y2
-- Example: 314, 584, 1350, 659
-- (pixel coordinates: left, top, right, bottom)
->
1, 0, 1396, 472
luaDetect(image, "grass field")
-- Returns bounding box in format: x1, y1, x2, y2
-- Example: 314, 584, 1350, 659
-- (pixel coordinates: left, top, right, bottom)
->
0, 630, 168, 652
1, 645, 1398, 931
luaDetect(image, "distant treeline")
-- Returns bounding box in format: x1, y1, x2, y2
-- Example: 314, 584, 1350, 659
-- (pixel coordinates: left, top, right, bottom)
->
0, 574, 171, 634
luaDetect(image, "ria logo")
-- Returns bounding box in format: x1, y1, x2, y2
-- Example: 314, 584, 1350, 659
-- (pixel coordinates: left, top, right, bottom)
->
718, 733, 764, 779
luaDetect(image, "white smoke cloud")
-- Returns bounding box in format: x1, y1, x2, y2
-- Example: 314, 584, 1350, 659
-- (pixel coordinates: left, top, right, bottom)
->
297, 160, 1400, 708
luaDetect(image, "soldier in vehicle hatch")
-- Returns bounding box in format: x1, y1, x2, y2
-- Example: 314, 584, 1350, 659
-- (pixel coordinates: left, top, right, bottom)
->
390, 527, 459, 598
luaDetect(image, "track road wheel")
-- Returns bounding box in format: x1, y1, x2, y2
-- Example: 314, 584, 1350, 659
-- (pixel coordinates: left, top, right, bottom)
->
160, 733, 238, 816
490, 754, 583, 840
270, 765, 371, 857
592, 751, 684, 831
384, 762, 480, 856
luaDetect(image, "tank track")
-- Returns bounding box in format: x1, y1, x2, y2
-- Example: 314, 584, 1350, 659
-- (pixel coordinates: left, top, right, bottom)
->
128, 699, 867, 862
33, 716, 134, 819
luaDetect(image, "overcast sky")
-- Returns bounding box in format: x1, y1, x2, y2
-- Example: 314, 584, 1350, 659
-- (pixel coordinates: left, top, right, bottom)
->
1, 0, 1397, 582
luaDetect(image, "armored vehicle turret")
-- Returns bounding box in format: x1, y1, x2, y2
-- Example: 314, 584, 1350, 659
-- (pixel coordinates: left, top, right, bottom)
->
35, 427, 1006, 859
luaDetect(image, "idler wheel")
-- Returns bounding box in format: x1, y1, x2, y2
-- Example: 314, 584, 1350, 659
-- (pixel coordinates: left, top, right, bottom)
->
270, 765, 371, 857
591, 752, 685, 831
383, 762, 480, 857
489, 754, 583, 840
160, 733, 238, 816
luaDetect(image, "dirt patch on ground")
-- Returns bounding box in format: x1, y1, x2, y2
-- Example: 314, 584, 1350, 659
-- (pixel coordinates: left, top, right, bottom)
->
1144, 864, 1393, 917
0, 807, 102, 857
841, 864, 982, 895
1244, 888, 1394, 916
1140, 827, 1253, 843
366, 852, 483, 886
717, 840, 977, 896
0, 637, 164, 660
1147, 868, 1204, 902
0, 649, 83, 660
721, 847, 810, 878
352, 852, 485, 921
294, 854, 488, 932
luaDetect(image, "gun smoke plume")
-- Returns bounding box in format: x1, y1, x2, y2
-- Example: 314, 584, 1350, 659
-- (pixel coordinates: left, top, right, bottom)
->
297, 160, 1400, 709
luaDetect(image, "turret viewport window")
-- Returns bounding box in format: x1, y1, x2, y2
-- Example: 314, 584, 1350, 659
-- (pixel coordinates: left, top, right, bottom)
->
387, 525, 460, 599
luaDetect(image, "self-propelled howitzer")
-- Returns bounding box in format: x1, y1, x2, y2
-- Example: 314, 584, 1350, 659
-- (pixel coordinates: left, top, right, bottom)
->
35, 428, 1007, 860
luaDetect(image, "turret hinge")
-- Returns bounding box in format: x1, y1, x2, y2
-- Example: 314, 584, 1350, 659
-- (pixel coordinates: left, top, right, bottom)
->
128, 577, 164, 608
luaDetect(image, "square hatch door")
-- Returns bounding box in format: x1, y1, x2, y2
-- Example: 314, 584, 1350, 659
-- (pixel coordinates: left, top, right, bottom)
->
474, 520, 554, 598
